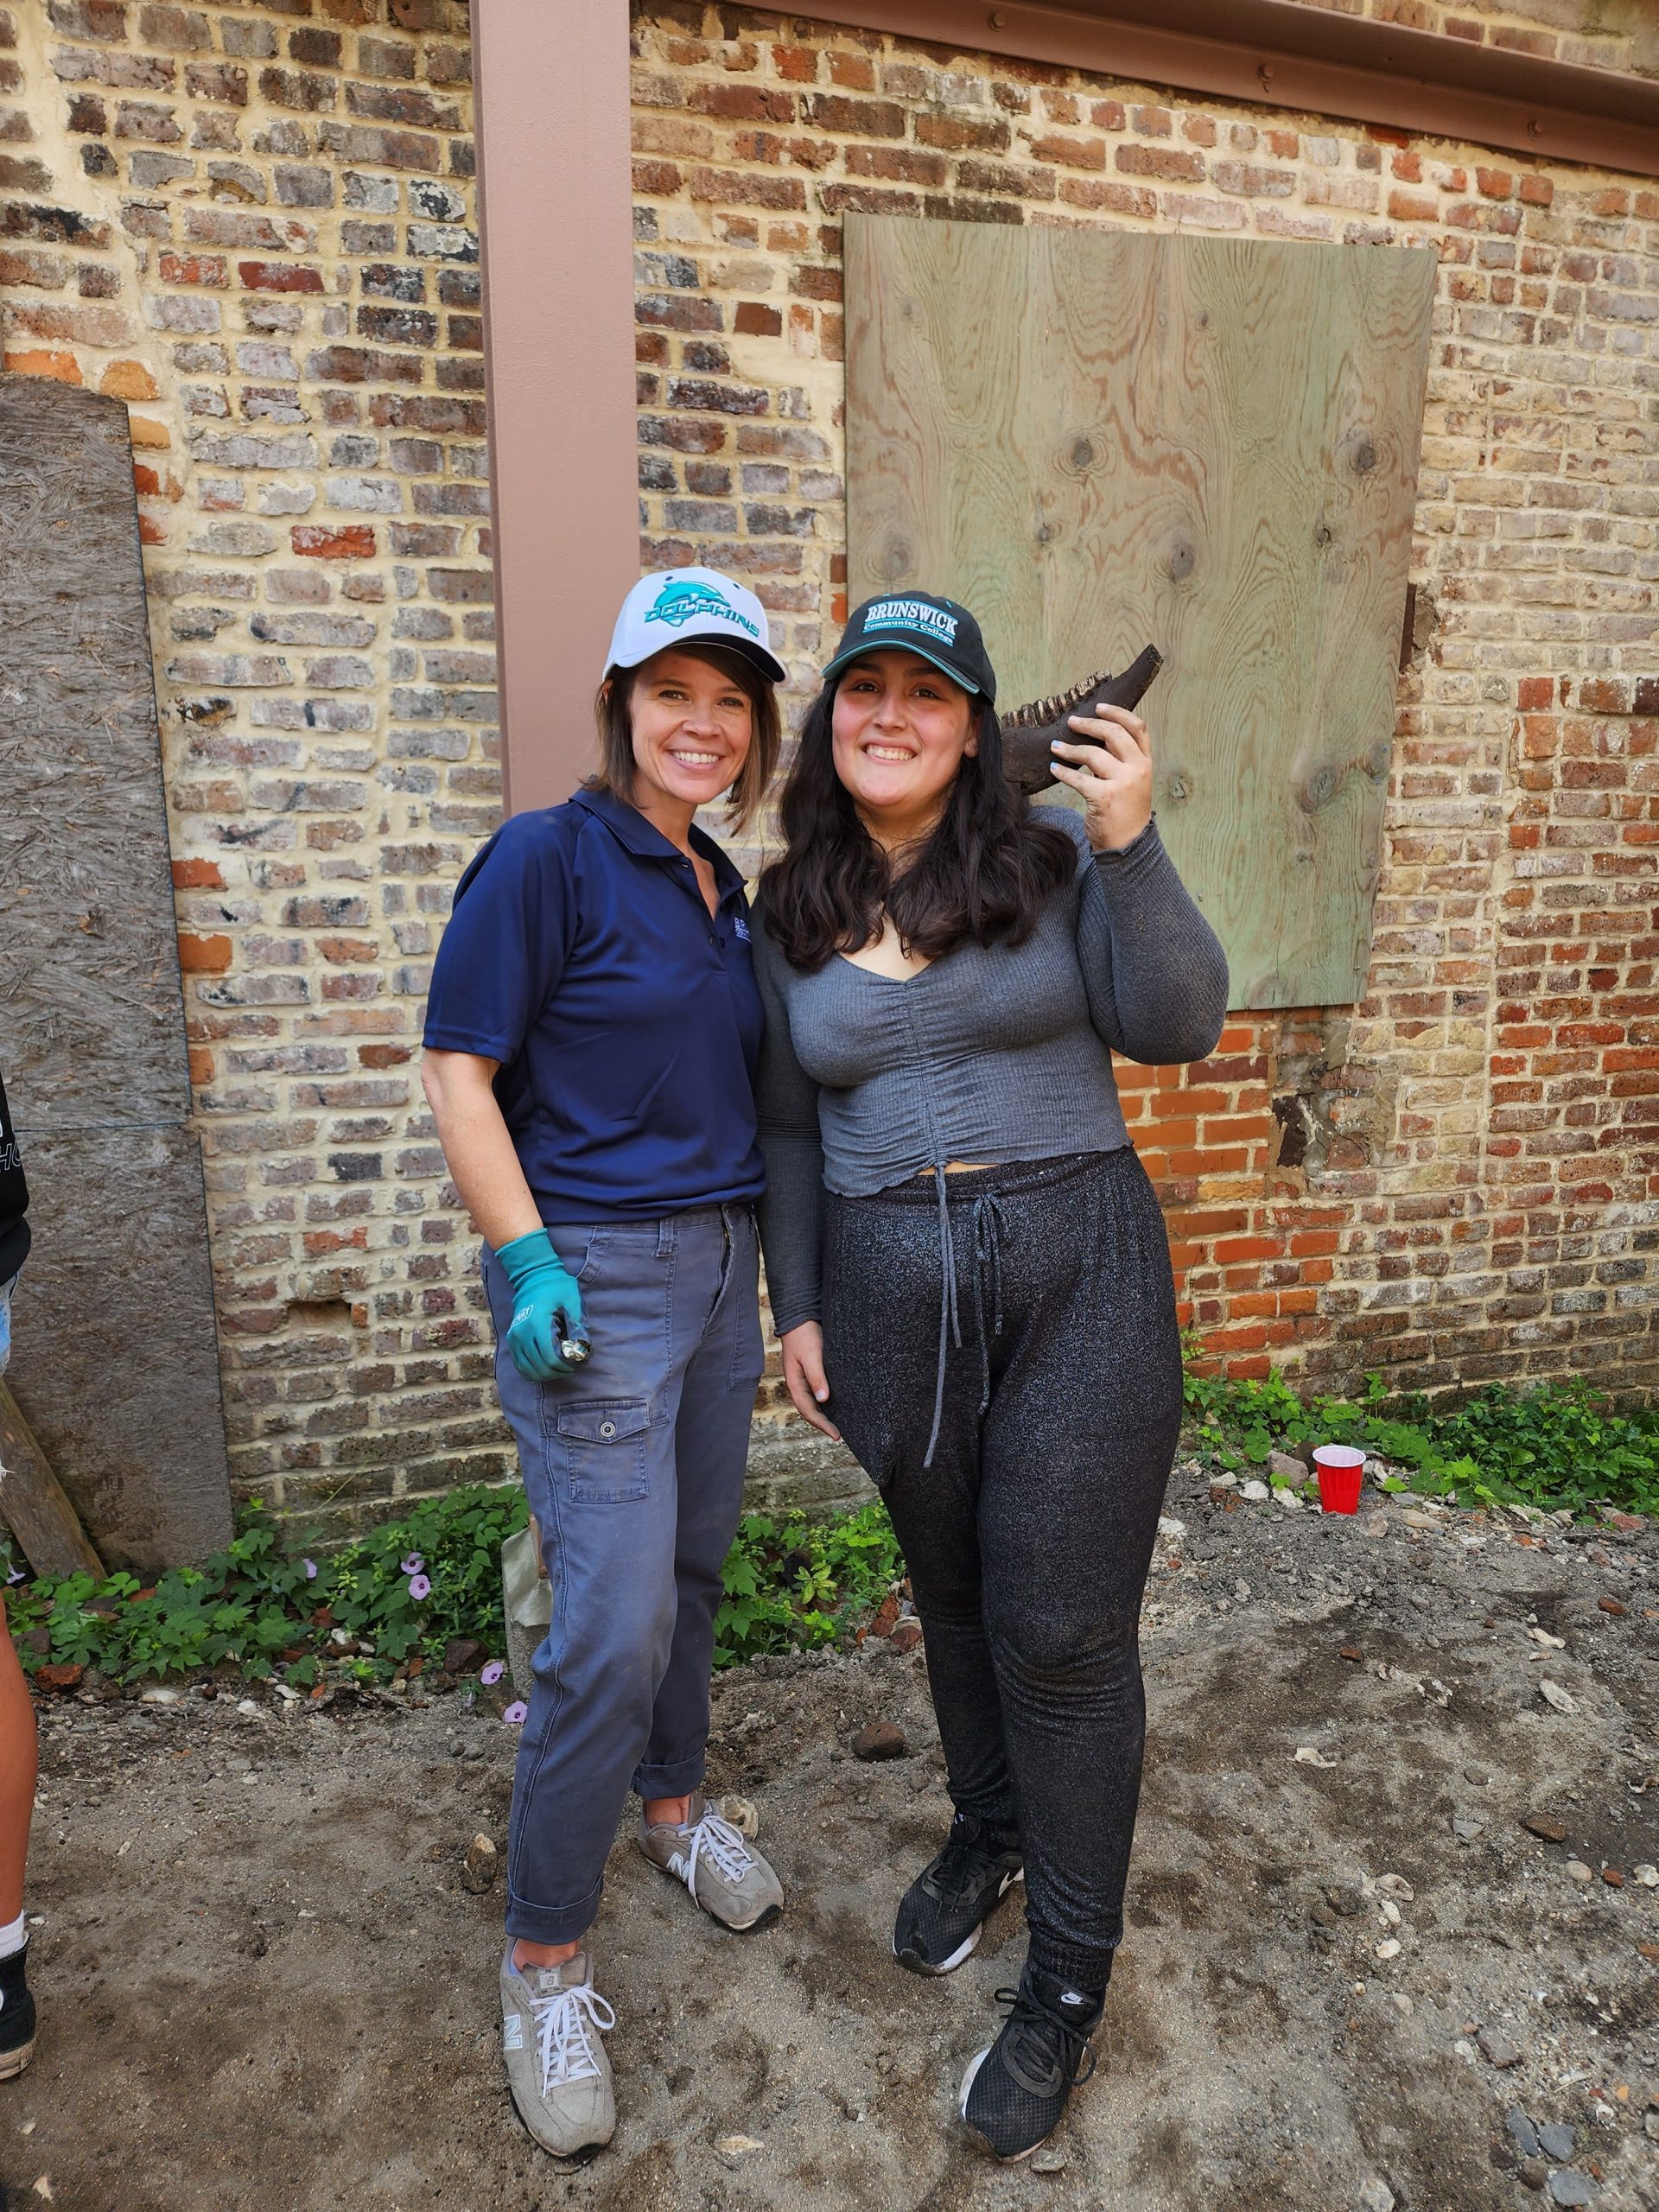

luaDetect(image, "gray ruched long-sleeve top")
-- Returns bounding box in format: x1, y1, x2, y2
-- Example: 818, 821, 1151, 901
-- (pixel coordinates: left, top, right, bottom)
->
753, 809, 1230, 1334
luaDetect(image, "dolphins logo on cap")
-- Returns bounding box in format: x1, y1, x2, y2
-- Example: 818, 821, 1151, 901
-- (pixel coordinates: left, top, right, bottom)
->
644, 579, 760, 639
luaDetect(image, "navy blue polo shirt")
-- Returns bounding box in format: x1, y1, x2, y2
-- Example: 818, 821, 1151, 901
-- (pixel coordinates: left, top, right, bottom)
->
423, 786, 765, 1222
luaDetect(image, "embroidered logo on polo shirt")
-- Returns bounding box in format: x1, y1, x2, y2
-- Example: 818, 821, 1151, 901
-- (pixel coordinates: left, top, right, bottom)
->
645, 580, 761, 639
733, 914, 751, 941
866, 598, 960, 646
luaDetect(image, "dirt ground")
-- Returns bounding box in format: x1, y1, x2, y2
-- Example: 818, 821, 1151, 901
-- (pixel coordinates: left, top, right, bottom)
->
10, 1462, 1658, 2212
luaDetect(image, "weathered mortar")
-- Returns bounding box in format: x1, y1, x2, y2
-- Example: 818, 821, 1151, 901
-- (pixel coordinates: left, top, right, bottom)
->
2, 0, 1656, 1539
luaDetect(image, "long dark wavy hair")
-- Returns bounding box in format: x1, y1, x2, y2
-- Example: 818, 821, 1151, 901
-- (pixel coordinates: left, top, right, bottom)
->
760, 680, 1076, 969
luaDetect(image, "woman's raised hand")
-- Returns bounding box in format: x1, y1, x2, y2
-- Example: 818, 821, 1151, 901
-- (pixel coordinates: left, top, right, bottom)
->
1048, 702, 1154, 854
779, 1320, 841, 1442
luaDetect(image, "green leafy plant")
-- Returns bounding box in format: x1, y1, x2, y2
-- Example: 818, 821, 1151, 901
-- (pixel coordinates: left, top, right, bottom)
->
4, 1482, 531, 1691
713, 1502, 903, 1667
3, 1485, 905, 1690
1184, 1366, 1659, 1518
11, 1365, 1647, 1697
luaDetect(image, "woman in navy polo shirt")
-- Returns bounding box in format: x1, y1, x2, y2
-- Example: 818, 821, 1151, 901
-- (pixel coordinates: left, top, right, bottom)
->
422, 569, 785, 2161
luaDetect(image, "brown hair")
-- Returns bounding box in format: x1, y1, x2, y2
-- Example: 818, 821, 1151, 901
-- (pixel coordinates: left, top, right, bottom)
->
589, 642, 781, 830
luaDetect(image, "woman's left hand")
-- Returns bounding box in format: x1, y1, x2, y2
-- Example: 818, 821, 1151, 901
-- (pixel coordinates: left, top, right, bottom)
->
1049, 703, 1154, 854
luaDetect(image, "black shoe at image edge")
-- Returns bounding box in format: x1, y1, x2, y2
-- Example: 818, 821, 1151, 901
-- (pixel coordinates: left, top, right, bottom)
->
959, 1961, 1103, 2162
0, 1945, 34, 2080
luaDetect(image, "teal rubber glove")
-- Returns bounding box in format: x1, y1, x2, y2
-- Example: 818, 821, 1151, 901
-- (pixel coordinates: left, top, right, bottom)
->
495, 1229, 588, 1382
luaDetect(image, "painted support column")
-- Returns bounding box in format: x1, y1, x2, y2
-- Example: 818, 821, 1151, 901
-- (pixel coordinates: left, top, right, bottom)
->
473, 0, 640, 814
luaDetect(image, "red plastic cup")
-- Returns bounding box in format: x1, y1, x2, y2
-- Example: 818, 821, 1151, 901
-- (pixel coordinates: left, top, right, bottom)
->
1313, 1445, 1364, 1515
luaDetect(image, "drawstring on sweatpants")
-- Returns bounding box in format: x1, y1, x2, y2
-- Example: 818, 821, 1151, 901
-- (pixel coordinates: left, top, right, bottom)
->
921, 1169, 1009, 1471
970, 1192, 1008, 1421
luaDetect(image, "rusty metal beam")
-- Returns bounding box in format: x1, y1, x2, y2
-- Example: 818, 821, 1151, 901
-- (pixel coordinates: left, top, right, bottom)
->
796, 0, 1659, 175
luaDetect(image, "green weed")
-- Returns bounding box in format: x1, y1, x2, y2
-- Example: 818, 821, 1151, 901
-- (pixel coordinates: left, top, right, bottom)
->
713, 1502, 903, 1666
3, 1485, 903, 1691
8, 1367, 1649, 1695
1184, 1367, 1659, 1518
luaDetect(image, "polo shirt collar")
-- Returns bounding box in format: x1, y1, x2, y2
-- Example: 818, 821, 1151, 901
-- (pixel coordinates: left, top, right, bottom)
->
571, 785, 746, 901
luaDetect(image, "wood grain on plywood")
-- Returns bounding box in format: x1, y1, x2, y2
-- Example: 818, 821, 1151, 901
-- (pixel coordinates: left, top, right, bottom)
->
846, 216, 1435, 1010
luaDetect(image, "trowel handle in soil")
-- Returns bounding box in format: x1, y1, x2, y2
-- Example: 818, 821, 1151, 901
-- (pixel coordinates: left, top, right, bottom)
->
999, 645, 1165, 797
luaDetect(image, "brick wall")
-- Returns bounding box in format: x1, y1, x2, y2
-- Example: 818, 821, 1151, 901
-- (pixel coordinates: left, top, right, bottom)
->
1281, 0, 1656, 74
1, 0, 506, 1527
626, 3, 1659, 1408
3, 1, 1658, 1539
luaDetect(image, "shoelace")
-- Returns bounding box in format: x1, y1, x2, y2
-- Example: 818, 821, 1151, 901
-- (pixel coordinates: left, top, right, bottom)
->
991, 1984, 1098, 2096
924, 1820, 1008, 1903
530, 1980, 616, 2095
678, 1808, 756, 1897
926, 1840, 998, 1903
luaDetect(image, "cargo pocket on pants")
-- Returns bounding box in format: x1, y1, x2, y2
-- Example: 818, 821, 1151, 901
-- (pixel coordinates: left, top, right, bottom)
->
551, 1397, 652, 1503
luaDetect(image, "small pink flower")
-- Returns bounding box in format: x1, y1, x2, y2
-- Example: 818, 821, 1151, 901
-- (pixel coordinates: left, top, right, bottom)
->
400, 1553, 424, 1576
480, 1660, 504, 1686
407, 1573, 431, 1601
303, 1558, 317, 1580
503, 1700, 528, 1726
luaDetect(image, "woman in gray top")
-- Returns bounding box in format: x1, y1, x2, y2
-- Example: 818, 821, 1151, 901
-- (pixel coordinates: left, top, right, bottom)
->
753, 592, 1229, 2162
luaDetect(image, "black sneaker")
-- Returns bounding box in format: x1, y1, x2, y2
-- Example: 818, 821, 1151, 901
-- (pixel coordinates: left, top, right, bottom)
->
958, 1961, 1102, 2162
0, 1943, 35, 2081
892, 1811, 1022, 1977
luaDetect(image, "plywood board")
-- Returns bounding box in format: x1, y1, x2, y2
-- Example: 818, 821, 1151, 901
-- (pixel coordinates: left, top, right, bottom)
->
846, 217, 1436, 1010
0, 378, 232, 1571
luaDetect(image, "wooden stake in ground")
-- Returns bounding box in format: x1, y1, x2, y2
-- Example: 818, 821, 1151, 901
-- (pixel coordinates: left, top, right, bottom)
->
0, 1384, 104, 1580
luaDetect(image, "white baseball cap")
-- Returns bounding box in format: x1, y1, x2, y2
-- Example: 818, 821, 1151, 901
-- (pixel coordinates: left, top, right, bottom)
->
603, 567, 786, 685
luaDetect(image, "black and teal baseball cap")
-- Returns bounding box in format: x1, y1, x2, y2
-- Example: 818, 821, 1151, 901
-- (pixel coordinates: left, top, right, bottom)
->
822, 591, 996, 706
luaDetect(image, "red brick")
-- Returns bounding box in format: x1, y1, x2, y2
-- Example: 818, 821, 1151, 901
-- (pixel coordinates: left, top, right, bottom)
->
172, 857, 225, 890
238, 259, 325, 292
827, 51, 874, 92
800, 95, 904, 139
291, 524, 376, 558
1030, 133, 1104, 172
1117, 143, 1204, 185
915, 112, 1009, 154
158, 251, 226, 286
178, 932, 232, 971
1058, 179, 1156, 219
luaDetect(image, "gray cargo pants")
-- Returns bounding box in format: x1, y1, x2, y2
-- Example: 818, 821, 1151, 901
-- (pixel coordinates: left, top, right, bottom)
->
482, 1205, 762, 1946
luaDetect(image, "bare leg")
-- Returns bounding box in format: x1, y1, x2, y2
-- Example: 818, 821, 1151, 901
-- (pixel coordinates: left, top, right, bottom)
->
0, 1596, 35, 1924
642, 1794, 693, 1828
510, 1794, 693, 1972
512, 1937, 580, 1970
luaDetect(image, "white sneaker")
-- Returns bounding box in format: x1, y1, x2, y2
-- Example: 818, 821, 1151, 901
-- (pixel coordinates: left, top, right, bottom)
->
638, 1790, 784, 1931
499, 1948, 615, 2159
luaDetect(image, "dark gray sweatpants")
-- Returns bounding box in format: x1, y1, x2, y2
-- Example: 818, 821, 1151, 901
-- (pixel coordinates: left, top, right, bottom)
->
483, 1206, 763, 1946
821, 1148, 1182, 1991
